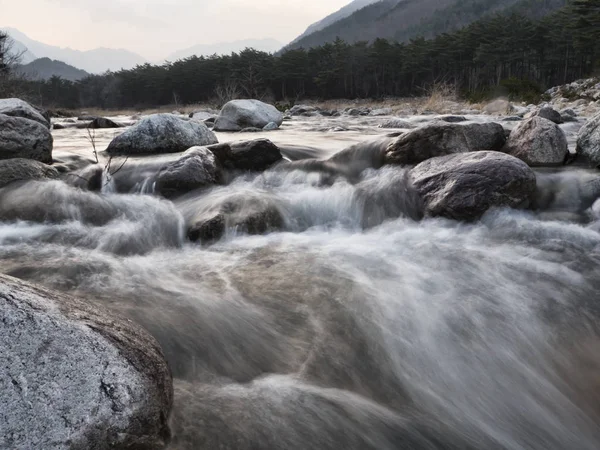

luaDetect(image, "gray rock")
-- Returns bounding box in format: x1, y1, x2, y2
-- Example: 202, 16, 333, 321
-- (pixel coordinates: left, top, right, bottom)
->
189, 111, 217, 122
0, 98, 50, 128
502, 116, 523, 122
155, 147, 222, 197
410, 151, 536, 221
65, 164, 104, 192
438, 115, 467, 123
369, 108, 393, 116
385, 122, 506, 165
288, 105, 320, 117
504, 117, 568, 167
379, 118, 413, 129
214, 100, 284, 132
346, 107, 371, 116
528, 106, 563, 124
207, 139, 282, 172
0, 158, 59, 188
106, 114, 218, 156
263, 122, 279, 131
576, 112, 600, 167
0, 115, 53, 163
181, 191, 285, 243
89, 117, 122, 129
52, 123, 66, 130
0, 273, 173, 450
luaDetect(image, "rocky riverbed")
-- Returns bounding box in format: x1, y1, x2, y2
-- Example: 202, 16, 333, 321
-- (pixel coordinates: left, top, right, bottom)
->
2, 95, 600, 449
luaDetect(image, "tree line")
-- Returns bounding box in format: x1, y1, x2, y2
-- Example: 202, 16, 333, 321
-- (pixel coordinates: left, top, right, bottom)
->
2, 0, 599, 110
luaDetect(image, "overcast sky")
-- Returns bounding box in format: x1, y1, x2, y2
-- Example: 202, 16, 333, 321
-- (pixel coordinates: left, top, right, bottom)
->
0, 0, 350, 59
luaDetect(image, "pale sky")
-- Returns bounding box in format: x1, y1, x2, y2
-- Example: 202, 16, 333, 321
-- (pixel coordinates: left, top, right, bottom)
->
0, 0, 351, 60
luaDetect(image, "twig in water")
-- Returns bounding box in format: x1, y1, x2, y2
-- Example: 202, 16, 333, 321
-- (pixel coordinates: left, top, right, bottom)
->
85, 125, 99, 164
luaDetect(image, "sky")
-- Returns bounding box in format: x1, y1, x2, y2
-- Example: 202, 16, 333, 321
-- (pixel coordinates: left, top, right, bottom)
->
0, 0, 351, 60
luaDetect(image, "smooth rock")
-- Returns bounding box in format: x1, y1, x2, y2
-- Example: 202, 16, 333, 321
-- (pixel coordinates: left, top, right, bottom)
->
576, 112, 600, 167
89, 117, 122, 129
438, 115, 467, 123
65, 164, 104, 192
0, 98, 50, 128
0, 115, 53, 163
410, 151, 536, 221
155, 147, 222, 197
385, 122, 506, 165
369, 108, 393, 116
0, 158, 59, 188
189, 111, 217, 122
263, 122, 279, 131
106, 114, 218, 156
288, 105, 320, 117
528, 106, 563, 124
504, 117, 568, 166
214, 100, 283, 132
379, 118, 413, 129
207, 139, 282, 172
0, 273, 173, 449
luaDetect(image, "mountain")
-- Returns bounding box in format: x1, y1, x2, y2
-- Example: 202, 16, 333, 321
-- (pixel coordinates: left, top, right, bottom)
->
290, 0, 381, 45
16, 57, 89, 81
2, 27, 147, 73
165, 38, 284, 61
284, 0, 567, 50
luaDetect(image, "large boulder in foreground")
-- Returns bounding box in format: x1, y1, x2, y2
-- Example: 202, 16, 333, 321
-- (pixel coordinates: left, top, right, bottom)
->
385, 122, 506, 165
0, 158, 59, 188
106, 114, 218, 155
577, 112, 600, 167
207, 139, 282, 171
214, 100, 283, 132
504, 117, 568, 166
0, 98, 50, 128
410, 151, 536, 221
0, 115, 53, 163
0, 273, 173, 449
155, 147, 222, 197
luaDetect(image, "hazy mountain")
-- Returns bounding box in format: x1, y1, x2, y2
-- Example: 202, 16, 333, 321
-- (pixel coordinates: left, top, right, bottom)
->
16, 57, 89, 81
2, 27, 147, 73
285, 0, 567, 50
166, 38, 284, 61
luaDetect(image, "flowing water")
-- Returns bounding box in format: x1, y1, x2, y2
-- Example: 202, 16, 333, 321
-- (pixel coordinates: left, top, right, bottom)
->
2, 114, 600, 449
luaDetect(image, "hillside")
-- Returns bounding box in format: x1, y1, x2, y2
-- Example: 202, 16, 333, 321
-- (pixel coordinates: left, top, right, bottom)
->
166, 38, 284, 61
285, 0, 567, 50
2, 27, 147, 73
16, 57, 89, 81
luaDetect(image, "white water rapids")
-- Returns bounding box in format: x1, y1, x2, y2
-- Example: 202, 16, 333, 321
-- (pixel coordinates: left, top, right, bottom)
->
2, 114, 600, 449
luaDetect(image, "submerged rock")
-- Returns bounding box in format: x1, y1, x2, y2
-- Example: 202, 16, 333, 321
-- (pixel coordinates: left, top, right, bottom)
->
263, 122, 279, 131
0, 158, 59, 188
503, 117, 568, 167
410, 151, 536, 221
379, 118, 413, 129
214, 100, 284, 132
65, 164, 104, 192
106, 114, 217, 156
155, 147, 222, 197
385, 122, 506, 165
180, 191, 285, 243
0, 115, 53, 163
207, 139, 282, 172
0, 273, 173, 449
288, 105, 320, 117
577, 112, 600, 167
89, 117, 122, 129
0, 98, 50, 128
438, 115, 467, 123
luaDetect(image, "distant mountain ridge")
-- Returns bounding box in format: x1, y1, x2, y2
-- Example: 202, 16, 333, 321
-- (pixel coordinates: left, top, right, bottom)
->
285, 0, 567, 50
2, 27, 147, 73
16, 57, 89, 81
165, 38, 284, 61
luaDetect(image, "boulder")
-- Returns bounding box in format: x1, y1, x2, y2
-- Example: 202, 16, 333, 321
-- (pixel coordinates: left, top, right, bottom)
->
379, 118, 413, 129
560, 108, 578, 123
189, 111, 217, 122
369, 108, 393, 116
0, 98, 50, 128
384, 122, 506, 165
89, 117, 122, 129
154, 147, 222, 197
0, 273, 172, 449
214, 100, 283, 132
263, 122, 279, 131
288, 105, 320, 117
207, 139, 282, 172
410, 151, 536, 221
0, 115, 53, 163
504, 117, 568, 167
438, 115, 467, 123
0, 158, 59, 188
182, 191, 285, 243
65, 164, 104, 192
106, 114, 218, 156
527, 106, 563, 124
52, 123, 66, 130
576, 112, 600, 167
